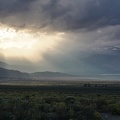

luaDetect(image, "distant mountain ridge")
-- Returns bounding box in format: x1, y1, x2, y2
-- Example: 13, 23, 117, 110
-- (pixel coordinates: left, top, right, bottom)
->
0, 67, 76, 79
0, 61, 9, 68
0, 67, 30, 78
31, 71, 76, 77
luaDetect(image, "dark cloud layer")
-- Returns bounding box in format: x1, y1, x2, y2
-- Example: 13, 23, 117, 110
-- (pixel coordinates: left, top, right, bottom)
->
0, 0, 120, 31
0, 0, 35, 16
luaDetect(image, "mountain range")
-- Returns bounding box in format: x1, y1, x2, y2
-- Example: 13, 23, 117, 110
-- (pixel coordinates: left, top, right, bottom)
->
0, 61, 10, 68
0, 61, 76, 79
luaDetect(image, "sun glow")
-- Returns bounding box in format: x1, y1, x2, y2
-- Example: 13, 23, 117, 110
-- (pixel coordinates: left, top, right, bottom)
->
0, 24, 64, 62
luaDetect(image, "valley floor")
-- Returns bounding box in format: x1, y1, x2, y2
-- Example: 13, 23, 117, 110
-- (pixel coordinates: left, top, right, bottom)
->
0, 80, 120, 120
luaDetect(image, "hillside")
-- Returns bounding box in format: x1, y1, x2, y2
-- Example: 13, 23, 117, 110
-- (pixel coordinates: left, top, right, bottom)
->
30, 71, 76, 77
0, 61, 9, 68
0, 67, 30, 78
0, 67, 76, 79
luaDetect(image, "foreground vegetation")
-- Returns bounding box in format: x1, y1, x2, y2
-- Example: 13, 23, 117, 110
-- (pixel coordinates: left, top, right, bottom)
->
0, 84, 120, 120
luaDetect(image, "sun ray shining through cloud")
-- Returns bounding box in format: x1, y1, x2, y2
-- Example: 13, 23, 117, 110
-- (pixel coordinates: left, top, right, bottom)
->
0, 23, 64, 63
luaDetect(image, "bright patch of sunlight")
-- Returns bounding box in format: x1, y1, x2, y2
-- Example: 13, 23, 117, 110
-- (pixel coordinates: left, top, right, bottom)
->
0, 23, 64, 62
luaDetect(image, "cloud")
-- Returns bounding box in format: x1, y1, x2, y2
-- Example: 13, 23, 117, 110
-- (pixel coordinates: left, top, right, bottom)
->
0, 0, 35, 16
1, 0, 120, 74
0, 0, 120, 32
40, 25, 120, 74
59, 0, 120, 31
0, 0, 69, 31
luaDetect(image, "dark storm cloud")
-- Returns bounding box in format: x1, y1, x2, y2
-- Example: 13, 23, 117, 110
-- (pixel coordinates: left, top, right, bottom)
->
40, 0, 68, 18
0, 0, 35, 16
60, 0, 120, 30
0, 0, 68, 30
31, 0, 120, 31
0, 0, 120, 31
0, 0, 38, 28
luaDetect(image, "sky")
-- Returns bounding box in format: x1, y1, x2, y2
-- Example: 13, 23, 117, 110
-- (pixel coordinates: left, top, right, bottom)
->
0, 0, 120, 75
